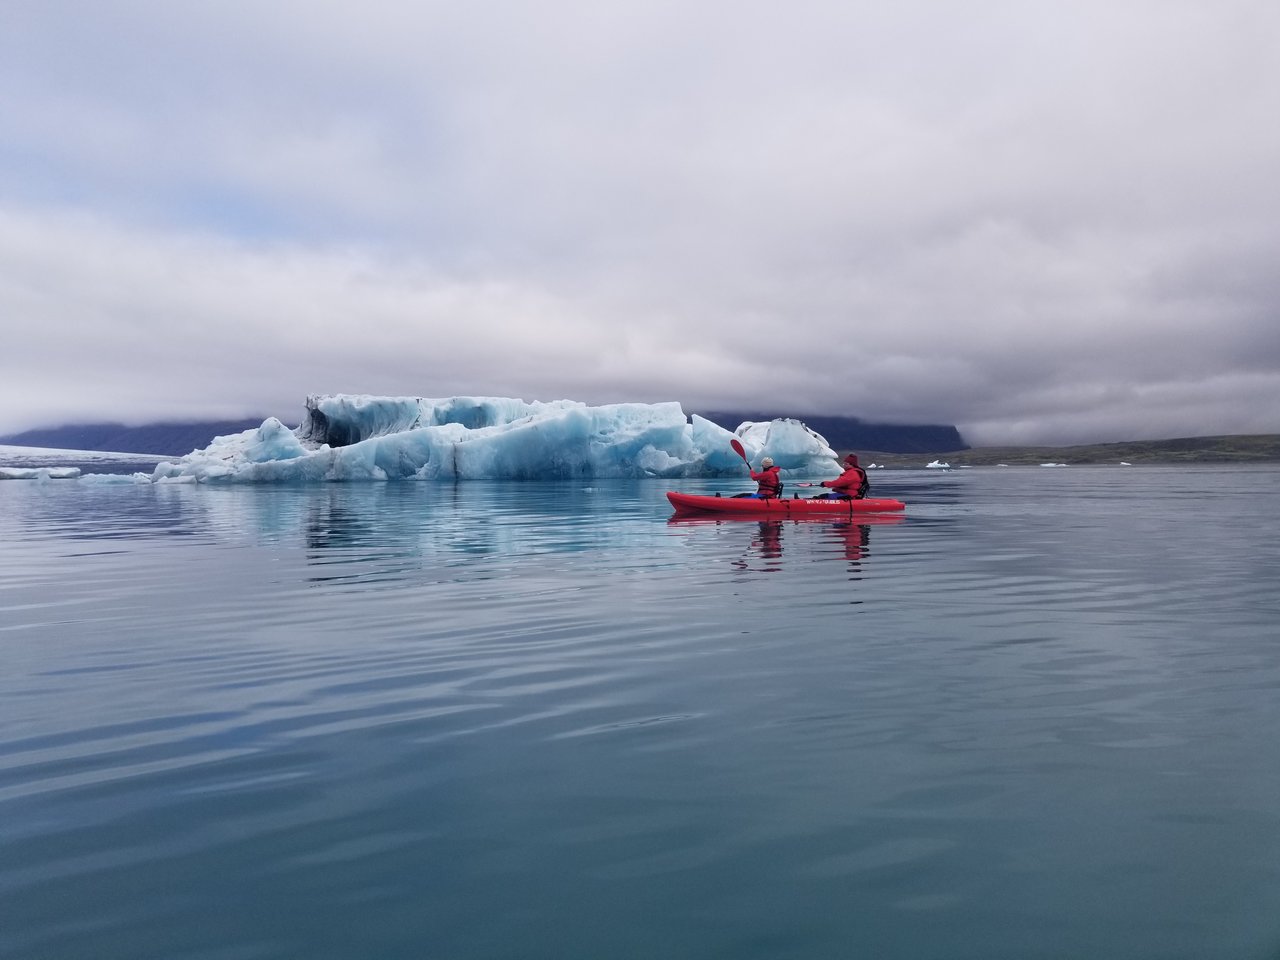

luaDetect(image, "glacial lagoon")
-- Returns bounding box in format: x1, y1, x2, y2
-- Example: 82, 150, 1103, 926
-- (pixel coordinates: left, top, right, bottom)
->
3, 465, 1279, 959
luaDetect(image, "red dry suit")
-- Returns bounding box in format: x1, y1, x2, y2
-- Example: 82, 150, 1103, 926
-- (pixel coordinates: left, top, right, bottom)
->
749, 464, 782, 498
821, 464, 869, 498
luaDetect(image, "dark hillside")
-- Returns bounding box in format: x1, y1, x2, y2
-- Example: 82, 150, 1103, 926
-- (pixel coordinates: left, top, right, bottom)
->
0, 419, 269, 456
849, 434, 1280, 466
697, 412, 966, 454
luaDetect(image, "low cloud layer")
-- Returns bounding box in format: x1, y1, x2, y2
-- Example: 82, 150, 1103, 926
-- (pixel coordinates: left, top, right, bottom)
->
3, 1, 1278, 444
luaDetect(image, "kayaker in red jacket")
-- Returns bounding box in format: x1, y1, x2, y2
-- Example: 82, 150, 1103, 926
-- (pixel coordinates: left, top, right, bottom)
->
818, 454, 869, 499
749, 457, 782, 498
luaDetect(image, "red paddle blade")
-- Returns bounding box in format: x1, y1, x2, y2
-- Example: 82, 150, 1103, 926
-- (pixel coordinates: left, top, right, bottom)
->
730, 438, 747, 462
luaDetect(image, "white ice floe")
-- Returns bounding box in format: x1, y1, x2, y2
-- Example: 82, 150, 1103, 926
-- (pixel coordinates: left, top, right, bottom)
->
140, 395, 842, 483
0, 465, 81, 480
79, 472, 155, 485
0, 444, 167, 481
0, 444, 167, 463
925, 460, 951, 469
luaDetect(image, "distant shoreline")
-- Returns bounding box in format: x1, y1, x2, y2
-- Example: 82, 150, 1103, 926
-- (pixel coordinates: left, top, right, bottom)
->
845, 434, 1280, 467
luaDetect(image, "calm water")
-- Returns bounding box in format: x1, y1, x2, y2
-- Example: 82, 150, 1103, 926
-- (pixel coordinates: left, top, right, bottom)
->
3, 467, 1279, 960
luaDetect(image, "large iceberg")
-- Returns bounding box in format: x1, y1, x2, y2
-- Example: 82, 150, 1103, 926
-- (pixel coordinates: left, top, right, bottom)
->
145, 395, 841, 483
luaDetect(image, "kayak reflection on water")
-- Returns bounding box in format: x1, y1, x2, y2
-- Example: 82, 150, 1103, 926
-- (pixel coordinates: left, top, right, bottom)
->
667, 514, 903, 573
831, 521, 870, 563
748, 520, 784, 570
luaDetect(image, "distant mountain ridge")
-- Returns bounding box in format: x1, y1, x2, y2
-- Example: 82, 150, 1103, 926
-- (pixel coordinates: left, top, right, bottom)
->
0, 419, 269, 456
3, 412, 968, 457
697, 412, 967, 454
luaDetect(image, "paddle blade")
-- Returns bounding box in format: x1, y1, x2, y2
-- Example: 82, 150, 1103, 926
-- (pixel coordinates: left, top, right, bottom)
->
730, 438, 748, 465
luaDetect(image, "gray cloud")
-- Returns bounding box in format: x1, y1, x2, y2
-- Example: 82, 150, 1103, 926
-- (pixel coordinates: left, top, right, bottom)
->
2, 0, 1278, 444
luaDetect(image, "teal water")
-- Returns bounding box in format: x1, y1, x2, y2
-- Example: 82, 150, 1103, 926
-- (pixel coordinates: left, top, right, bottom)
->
2, 467, 1279, 959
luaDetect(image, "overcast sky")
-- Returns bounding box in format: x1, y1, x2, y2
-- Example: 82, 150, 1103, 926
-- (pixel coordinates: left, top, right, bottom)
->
3, 1, 1278, 444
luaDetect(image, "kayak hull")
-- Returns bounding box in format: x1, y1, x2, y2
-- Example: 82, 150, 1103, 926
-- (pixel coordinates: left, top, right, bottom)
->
668, 513, 905, 527
667, 491, 906, 517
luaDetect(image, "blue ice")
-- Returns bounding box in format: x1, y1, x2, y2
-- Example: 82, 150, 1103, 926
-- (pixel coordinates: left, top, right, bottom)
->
146, 395, 842, 483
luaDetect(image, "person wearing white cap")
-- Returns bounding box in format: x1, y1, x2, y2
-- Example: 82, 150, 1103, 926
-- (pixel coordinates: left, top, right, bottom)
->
749, 456, 782, 499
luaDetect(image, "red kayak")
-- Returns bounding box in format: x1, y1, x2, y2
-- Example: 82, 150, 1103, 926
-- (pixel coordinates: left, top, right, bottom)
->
667, 491, 906, 517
